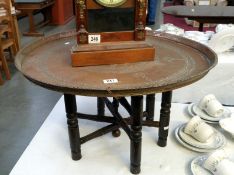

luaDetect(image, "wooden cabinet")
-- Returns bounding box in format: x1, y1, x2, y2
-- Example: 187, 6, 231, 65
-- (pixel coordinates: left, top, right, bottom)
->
51, 0, 74, 25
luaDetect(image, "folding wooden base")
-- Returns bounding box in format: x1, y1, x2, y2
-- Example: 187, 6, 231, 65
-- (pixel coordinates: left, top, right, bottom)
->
64, 92, 172, 174
71, 41, 156, 67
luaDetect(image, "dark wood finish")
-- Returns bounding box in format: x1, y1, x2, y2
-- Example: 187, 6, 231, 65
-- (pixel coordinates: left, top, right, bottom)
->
103, 97, 131, 138
71, 41, 155, 66
228, 0, 234, 5
112, 98, 121, 137
77, 112, 159, 127
112, 128, 121, 137
158, 91, 172, 147
130, 96, 143, 174
145, 94, 155, 121
80, 124, 120, 144
64, 94, 82, 160
198, 23, 204, 32
97, 97, 105, 116
161, 6, 234, 31
14, 0, 55, 36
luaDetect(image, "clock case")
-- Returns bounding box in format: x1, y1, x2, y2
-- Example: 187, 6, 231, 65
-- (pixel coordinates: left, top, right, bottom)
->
71, 0, 155, 67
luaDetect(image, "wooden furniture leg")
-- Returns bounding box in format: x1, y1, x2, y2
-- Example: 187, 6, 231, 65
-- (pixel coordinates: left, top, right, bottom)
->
64, 94, 82, 160
0, 51, 11, 80
158, 91, 172, 147
97, 97, 105, 116
23, 10, 44, 36
0, 70, 3, 85
130, 96, 143, 174
12, 15, 21, 51
145, 94, 155, 121
198, 23, 204, 32
112, 98, 121, 137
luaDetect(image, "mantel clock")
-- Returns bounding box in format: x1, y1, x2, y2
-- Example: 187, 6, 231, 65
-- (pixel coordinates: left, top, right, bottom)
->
71, 0, 155, 66
95, 0, 127, 8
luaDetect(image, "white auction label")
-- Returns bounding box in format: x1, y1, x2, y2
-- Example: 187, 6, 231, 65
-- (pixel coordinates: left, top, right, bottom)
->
103, 79, 118, 84
88, 34, 101, 44
198, 1, 210, 5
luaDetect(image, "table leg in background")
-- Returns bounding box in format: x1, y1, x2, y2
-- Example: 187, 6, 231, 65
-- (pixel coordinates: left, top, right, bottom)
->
112, 98, 121, 137
23, 10, 44, 36
64, 94, 82, 160
198, 23, 204, 31
130, 96, 143, 174
158, 91, 172, 147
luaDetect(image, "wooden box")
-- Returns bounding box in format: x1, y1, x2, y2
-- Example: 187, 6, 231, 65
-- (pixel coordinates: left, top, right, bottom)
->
71, 41, 155, 67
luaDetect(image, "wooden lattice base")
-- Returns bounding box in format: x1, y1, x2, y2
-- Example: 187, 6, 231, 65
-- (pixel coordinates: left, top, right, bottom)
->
64, 92, 172, 174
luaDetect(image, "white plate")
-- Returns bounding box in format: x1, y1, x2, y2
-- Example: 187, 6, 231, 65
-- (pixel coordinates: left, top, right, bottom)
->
219, 117, 234, 138
175, 125, 226, 153
187, 103, 231, 123
191, 155, 211, 175
178, 124, 226, 150
208, 28, 234, 53
187, 104, 216, 124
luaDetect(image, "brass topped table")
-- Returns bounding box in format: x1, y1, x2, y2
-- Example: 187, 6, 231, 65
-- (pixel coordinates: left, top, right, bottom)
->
15, 31, 217, 174
161, 6, 234, 31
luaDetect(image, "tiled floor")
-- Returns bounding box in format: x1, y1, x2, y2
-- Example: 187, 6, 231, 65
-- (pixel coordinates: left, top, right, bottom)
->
0, 2, 163, 174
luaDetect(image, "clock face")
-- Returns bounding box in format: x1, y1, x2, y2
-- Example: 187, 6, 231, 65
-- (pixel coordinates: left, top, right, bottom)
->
95, 0, 127, 7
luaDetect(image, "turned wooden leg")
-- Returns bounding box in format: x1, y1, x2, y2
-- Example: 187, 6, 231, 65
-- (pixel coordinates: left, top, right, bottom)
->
112, 98, 121, 137
64, 94, 82, 160
97, 97, 105, 116
130, 96, 143, 174
146, 94, 155, 121
158, 91, 172, 147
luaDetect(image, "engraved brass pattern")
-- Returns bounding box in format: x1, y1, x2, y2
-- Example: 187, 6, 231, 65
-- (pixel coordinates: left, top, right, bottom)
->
15, 31, 217, 97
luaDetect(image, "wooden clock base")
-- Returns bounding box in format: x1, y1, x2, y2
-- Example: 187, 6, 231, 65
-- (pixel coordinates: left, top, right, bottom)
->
71, 41, 155, 67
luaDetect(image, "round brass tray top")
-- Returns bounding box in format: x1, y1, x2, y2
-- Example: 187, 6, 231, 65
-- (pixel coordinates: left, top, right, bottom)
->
15, 31, 217, 97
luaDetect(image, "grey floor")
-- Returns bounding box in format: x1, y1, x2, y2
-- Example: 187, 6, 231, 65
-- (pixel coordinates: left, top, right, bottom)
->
0, 2, 163, 175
